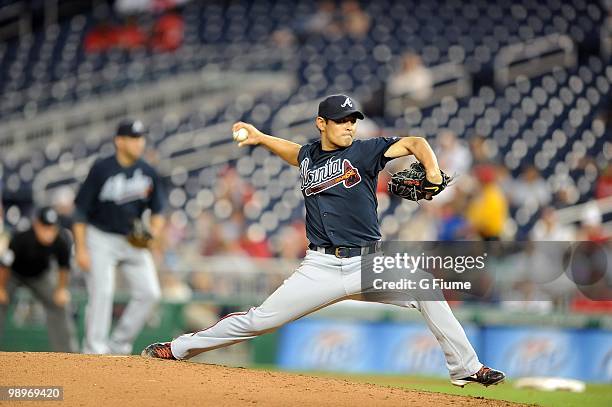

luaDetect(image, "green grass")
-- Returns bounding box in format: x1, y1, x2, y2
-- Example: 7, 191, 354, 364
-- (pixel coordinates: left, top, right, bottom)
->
253, 365, 612, 406
335, 373, 611, 407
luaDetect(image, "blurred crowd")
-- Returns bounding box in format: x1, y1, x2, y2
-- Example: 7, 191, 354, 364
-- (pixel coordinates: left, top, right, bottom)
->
84, 5, 184, 53
296, 0, 371, 40
391, 129, 611, 243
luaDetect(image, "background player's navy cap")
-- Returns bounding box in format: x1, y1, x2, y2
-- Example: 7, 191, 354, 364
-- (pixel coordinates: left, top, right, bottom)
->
318, 95, 365, 121
116, 119, 146, 137
36, 206, 59, 226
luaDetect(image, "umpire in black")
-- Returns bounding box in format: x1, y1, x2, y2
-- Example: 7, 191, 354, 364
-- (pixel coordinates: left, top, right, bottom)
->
0, 207, 78, 352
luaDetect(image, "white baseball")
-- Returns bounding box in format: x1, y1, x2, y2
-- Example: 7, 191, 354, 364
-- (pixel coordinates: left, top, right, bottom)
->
233, 128, 249, 142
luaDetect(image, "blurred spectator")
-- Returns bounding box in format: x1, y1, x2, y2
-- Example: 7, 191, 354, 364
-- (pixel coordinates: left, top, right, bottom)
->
153, 211, 187, 274
275, 221, 307, 259
509, 166, 552, 209
386, 52, 433, 102
240, 223, 272, 258
197, 211, 223, 256
552, 185, 579, 208
468, 134, 498, 165
466, 164, 509, 240
435, 129, 472, 175
271, 29, 297, 50
577, 203, 609, 242
84, 21, 117, 53
300, 0, 341, 38
190, 271, 214, 295
398, 204, 439, 241
530, 207, 575, 241
438, 195, 472, 241
217, 211, 248, 254
84, 17, 146, 53
159, 272, 191, 302
595, 164, 612, 199
500, 281, 554, 314
151, 11, 184, 52
341, 0, 371, 38
215, 167, 254, 209
495, 165, 514, 197
116, 16, 147, 50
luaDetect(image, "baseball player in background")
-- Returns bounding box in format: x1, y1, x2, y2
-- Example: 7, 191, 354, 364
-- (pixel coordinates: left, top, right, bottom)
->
73, 119, 166, 355
0, 207, 77, 352
142, 95, 505, 387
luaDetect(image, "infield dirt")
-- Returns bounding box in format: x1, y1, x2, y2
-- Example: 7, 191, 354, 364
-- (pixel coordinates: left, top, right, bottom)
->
0, 352, 523, 406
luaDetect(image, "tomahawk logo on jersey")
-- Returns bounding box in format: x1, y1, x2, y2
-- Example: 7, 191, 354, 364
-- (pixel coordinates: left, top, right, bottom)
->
300, 157, 361, 196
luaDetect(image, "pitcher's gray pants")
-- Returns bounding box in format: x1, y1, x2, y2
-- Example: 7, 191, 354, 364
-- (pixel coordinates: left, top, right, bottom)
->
0, 271, 78, 353
83, 226, 161, 355
171, 250, 482, 379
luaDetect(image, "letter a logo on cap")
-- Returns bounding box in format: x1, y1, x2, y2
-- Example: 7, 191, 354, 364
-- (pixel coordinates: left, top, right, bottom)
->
341, 97, 353, 108
132, 120, 144, 133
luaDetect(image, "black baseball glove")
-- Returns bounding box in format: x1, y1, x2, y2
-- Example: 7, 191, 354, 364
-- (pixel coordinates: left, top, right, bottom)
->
388, 162, 452, 201
126, 219, 153, 249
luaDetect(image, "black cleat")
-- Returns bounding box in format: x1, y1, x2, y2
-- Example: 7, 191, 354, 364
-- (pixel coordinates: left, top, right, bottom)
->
141, 342, 176, 360
451, 366, 506, 388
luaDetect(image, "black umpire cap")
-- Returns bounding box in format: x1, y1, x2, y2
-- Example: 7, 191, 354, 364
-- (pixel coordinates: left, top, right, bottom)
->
317, 95, 365, 121
116, 119, 146, 137
36, 206, 59, 226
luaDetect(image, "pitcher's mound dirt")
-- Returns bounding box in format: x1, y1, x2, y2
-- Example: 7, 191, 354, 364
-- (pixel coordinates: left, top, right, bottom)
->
0, 352, 519, 406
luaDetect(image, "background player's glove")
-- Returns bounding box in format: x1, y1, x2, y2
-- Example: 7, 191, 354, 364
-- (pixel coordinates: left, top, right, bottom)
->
388, 162, 452, 201
126, 219, 154, 249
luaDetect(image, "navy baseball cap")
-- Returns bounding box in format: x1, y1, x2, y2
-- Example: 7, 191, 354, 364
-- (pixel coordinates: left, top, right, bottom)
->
36, 207, 59, 226
116, 119, 146, 137
318, 95, 365, 121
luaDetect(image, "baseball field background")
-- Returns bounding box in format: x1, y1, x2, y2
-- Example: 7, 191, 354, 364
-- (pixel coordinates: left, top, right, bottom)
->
3, 299, 612, 406
1, 352, 611, 406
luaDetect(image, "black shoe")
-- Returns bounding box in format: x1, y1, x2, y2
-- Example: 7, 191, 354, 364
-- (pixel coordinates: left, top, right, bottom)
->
141, 342, 176, 360
451, 366, 505, 387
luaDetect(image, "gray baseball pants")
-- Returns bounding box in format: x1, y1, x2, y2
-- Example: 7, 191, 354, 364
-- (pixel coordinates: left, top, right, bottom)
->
83, 225, 161, 354
0, 270, 78, 353
171, 250, 482, 379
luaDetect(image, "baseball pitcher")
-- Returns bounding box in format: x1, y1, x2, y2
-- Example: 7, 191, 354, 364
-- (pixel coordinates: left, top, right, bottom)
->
142, 95, 504, 387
